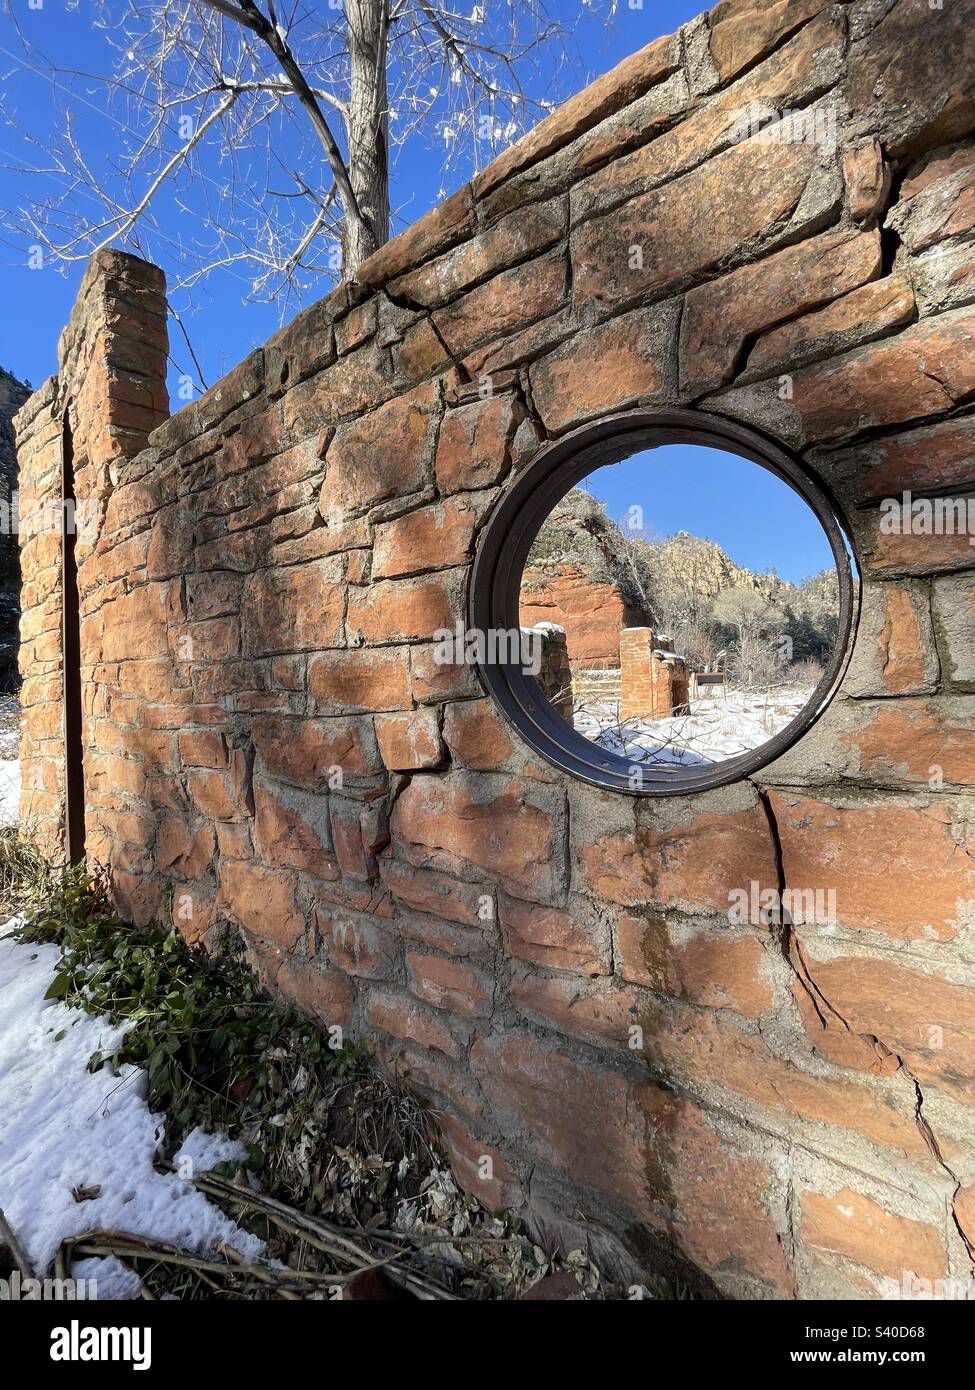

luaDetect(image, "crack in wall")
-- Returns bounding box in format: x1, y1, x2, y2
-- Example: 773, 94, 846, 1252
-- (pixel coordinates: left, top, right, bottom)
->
752, 780, 975, 1273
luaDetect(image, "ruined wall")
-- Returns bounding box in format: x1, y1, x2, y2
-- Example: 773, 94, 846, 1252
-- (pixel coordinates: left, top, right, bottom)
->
520, 563, 631, 667
16, 0, 975, 1298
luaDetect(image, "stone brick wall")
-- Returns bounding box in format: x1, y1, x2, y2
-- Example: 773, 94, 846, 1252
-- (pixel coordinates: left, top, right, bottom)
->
15, 0, 975, 1298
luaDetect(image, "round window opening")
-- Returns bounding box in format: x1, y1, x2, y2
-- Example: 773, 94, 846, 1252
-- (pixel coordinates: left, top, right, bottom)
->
470, 410, 859, 795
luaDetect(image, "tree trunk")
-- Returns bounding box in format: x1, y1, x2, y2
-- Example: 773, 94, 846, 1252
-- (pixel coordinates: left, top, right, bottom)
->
343, 0, 391, 274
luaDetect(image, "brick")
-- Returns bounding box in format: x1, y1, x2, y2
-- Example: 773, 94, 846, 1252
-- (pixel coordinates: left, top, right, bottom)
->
218, 861, 303, 948
307, 647, 411, 713
252, 714, 382, 785
617, 916, 773, 1016
433, 252, 567, 358
933, 572, 975, 686
379, 858, 489, 924
372, 499, 476, 579
498, 892, 605, 973
572, 134, 823, 310
347, 574, 457, 643
528, 301, 678, 436
889, 163, 975, 253
442, 700, 514, 770
709, 0, 833, 82
435, 1112, 522, 1210
797, 949, 975, 1103
317, 906, 392, 978
582, 805, 777, 913
254, 780, 337, 875
186, 767, 251, 822
242, 560, 345, 655
681, 227, 881, 395
435, 393, 521, 494
356, 186, 472, 289
574, 11, 842, 222
157, 820, 215, 879
844, 0, 975, 161
641, 999, 935, 1162
768, 793, 973, 942
474, 33, 678, 197
367, 987, 461, 1057
842, 138, 891, 224
391, 197, 565, 309
802, 1188, 946, 1282
248, 939, 353, 1030
374, 708, 444, 771
837, 698, 975, 787
792, 307, 975, 442
510, 968, 639, 1043
406, 950, 492, 1019
858, 416, 975, 502
746, 274, 916, 379
178, 729, 228, 768
470, 1032, 651, 1218
391, 775, 561, 899
318, 382, 438, 516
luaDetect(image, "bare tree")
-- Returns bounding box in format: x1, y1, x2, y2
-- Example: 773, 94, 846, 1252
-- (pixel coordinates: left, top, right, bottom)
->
3, 0, 576, 303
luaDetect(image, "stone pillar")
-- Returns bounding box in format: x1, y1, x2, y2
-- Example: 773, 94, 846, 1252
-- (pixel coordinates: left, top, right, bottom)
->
528, 624, 574, 722
620, 626, 655, 721
16, 250, 170, 859
620, 628, 689, 721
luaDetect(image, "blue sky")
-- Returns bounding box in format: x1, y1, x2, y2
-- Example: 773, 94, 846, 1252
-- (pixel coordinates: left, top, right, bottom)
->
0, 0, 833, 583
581, 448, 836, 585
0, 0, 704, 390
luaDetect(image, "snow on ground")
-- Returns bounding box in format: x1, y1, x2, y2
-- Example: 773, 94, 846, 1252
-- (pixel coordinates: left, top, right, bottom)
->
0, 693, 20, 826
574, 687, 814, 766
0, 760, 21, 827
0, 918, 264, 1296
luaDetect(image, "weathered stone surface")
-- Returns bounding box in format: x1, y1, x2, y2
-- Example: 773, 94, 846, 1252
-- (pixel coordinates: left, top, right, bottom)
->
681, 227, 882, 395
318, 382, 439, 516
390, 197, 565, 309
843, 138, 891, 225
529, 301, 679, 435
616, 915, 772, 1016
768, 793, 973, 942
372, 498, 477, 578
573, 136, 826, 313
844, 0, 975, 160
442, 700, 514, 771
790, 306, 975, 443
473, 32, 679, 198
708, 0, 834, 83
432, 252, 567, 358
391, 775, 562, 899
435, 394, 522, 493
374, 708, 444, 771
745, 274, 916, 378
801, 1187, 946, 1282
218, 860, 303, 948
933, 572, 975, 687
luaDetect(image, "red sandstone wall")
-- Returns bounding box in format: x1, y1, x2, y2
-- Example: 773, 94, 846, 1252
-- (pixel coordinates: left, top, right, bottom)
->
15, 0, 975, 1298
520, 563, 628, 667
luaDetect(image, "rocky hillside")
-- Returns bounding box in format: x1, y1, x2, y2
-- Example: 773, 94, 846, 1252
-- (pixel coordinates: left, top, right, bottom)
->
632, 530, 798, 608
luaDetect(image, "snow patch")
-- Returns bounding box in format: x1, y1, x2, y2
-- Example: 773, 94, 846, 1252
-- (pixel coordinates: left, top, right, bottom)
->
0, 923, 265, 1295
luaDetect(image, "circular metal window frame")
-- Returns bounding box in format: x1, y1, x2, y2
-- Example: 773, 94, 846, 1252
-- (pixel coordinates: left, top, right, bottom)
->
469, 407, 859, 797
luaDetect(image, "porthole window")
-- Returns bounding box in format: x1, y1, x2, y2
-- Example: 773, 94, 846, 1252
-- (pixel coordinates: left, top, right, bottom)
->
469, 410, 858, 795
